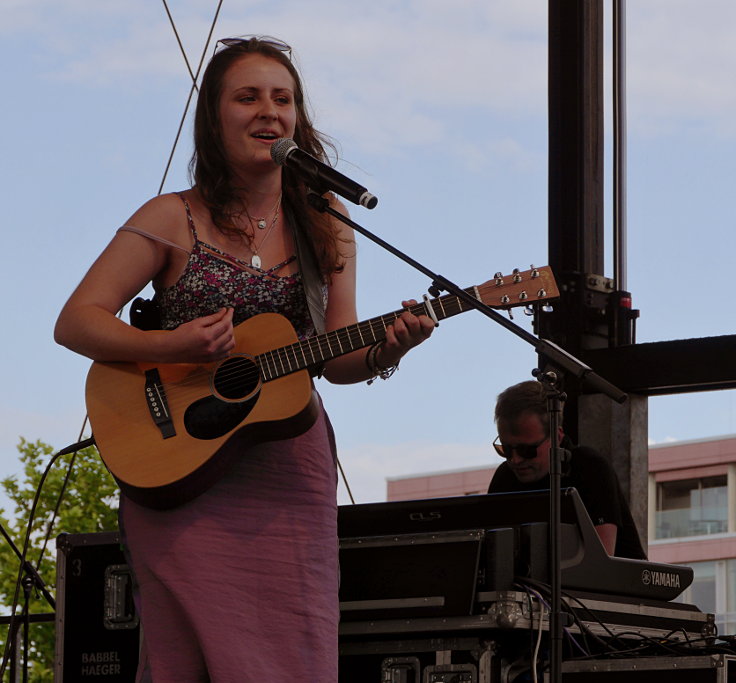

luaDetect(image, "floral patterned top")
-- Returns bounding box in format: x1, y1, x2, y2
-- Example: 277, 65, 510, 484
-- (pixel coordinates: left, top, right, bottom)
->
153, 195, 316, 339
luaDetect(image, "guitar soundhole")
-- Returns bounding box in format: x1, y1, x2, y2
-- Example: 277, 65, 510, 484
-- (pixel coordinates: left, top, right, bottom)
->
184, 395, 258, 441
212, 355, 260, 401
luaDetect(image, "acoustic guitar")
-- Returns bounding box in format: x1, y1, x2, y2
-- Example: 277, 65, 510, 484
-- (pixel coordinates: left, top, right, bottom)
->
86, 266, 558, 508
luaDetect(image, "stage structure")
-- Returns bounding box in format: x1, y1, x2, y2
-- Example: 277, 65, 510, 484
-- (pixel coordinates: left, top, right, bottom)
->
540, 0, 736, 543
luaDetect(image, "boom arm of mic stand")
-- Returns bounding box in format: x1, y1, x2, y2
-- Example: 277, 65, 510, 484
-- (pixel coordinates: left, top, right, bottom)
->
307, 191, 628, 404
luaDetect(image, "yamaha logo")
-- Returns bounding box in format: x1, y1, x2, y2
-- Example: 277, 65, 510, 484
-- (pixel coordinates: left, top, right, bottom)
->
641, 568, 680, 589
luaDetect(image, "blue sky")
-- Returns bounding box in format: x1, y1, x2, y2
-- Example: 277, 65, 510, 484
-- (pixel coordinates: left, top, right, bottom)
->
1, 0, 735, 509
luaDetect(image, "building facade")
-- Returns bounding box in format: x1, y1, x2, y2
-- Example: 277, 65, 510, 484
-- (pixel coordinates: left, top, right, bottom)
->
386, 434, 736, 634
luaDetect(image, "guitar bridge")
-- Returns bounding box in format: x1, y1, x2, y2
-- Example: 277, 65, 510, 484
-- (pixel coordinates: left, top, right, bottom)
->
144, 369, 175, 439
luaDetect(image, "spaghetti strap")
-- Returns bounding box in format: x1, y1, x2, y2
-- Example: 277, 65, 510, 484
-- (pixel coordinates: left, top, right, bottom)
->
117, 226, 191, 255
175, 192, 199, 241
171, 192, 296, 276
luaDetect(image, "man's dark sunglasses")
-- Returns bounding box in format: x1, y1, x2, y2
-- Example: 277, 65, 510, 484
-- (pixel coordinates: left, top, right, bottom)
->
492, 436, 547, 460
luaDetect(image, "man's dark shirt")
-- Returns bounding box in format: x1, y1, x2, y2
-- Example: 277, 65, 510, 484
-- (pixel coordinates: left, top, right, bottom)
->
488, 439, 647, 560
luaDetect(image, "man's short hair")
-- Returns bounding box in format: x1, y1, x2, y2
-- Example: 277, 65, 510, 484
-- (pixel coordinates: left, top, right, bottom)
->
495, 380, 550, 433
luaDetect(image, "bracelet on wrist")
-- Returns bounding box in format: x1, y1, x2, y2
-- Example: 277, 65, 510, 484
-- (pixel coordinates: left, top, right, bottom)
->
365, 341, 400, 384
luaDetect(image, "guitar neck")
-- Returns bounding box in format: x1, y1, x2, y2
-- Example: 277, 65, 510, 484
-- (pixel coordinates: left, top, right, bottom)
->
257, 287, 476, 382
256, 266, 559, 382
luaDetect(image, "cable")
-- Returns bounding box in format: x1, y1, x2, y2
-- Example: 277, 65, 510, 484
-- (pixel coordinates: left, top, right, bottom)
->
336, 457, 355, 504
532, 598, 545, 683
521, 578, 621, 657
162, 0, 199, 86
516, 579, 736, 668
521, 584, 538, 661
34, 418, 89, 574
157, 0, 223, 195
561, 590, 632, 653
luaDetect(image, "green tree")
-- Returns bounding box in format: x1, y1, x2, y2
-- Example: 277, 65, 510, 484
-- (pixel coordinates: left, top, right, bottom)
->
0, 438, 118, 682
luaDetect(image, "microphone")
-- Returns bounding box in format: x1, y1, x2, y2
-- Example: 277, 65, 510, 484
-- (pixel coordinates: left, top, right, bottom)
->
271, 138, 378, 209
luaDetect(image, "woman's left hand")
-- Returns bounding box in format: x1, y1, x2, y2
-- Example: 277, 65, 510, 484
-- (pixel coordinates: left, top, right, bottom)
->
378, 299, 436, 367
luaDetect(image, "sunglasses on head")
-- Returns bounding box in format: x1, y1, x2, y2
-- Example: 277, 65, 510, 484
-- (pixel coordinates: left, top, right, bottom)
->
492, 436, 548, 460
214, 35, 292, 60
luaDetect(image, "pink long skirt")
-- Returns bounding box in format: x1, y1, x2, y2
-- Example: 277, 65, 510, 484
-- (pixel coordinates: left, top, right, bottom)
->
119, 401, 339, 683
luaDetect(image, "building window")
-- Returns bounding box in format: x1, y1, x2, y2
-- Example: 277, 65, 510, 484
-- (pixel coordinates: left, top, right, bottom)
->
678, 561, 716, 611
655, 475, 727, 539
676, 559, 736, 636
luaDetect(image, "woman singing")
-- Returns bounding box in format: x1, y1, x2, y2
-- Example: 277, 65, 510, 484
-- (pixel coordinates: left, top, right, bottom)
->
55, 36, 434, 682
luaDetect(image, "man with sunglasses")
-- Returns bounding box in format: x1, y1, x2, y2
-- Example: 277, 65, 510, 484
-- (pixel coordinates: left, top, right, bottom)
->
488, 381, 646, 559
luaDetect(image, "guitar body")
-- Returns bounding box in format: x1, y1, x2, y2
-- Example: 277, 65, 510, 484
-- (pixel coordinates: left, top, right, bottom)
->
86, 313, 318, 509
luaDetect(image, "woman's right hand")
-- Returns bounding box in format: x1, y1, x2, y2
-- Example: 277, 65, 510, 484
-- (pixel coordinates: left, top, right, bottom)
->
164, 308, 236, 363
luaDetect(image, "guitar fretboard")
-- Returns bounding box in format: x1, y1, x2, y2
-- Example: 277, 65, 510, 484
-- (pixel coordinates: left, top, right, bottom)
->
256, 287, 478, 381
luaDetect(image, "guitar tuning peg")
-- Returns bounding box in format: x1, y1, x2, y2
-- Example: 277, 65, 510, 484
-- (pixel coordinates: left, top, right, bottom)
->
524, 305, 535, 316
507, 309, 514, 320
542, 304, 554, 313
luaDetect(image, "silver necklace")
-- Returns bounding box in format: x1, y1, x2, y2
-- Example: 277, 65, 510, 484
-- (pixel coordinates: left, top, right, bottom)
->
248, 198, 281, 269
247, 193, 283, 230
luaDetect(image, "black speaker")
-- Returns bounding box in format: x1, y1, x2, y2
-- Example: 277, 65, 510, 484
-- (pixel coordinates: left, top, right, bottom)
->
54, 532, 139, 682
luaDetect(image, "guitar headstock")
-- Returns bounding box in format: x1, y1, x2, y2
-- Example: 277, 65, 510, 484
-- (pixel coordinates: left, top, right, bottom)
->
476, 266, 559, 310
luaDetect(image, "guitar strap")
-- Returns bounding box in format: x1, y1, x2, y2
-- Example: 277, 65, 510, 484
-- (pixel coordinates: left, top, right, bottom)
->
288, 209, 326, 336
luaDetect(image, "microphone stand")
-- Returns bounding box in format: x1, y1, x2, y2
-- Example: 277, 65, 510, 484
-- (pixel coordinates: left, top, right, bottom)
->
307, 191, 627, 683
533, 368, 569, 683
